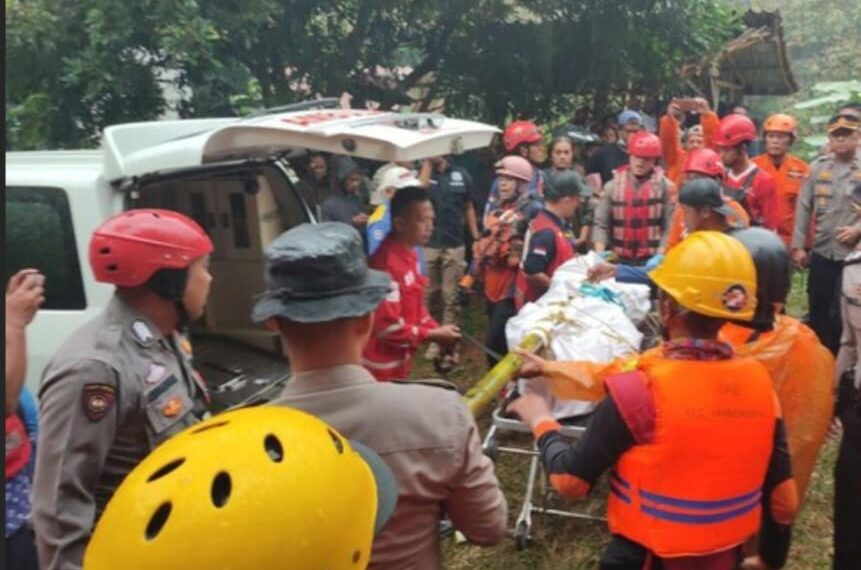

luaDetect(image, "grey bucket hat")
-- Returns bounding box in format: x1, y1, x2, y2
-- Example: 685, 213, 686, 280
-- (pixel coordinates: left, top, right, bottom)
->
251, 222, 392, 324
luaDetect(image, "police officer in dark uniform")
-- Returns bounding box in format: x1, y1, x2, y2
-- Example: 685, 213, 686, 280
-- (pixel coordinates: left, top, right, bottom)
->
32, 209, 214, 570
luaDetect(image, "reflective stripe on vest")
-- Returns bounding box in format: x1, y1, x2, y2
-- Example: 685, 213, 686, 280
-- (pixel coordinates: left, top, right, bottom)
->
606, 355, 776, 557
514, 210, 575, 308
609, 167, 667, 261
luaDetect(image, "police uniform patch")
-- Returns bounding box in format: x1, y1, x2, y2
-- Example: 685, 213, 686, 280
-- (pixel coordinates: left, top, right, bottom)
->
721, 284, 748, 312
162, 396, 184, 417
82, 384, 116, 422
132, 320, 155, 345
146, 363, 167, 384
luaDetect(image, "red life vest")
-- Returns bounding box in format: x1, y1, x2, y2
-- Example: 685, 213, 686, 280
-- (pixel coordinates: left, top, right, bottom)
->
605, 355, 776, 558
609, 166, 668, 263
6, 413, 32, 479
514, 210, 574, 308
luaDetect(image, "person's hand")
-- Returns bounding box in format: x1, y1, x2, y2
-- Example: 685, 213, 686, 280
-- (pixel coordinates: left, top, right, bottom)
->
835, 225, 861, 246
740, 555, 774, 570
352, 213, 369, 228
791, 248, 808, 268
828, 416, 843, 441
667, 100, 683, 121
587, 262, 617, 282
429, 325, 462, 345
506, 393, 553, 429
6, 269, 45, 329
514, 348, 548, 379
693, 97, 710, 114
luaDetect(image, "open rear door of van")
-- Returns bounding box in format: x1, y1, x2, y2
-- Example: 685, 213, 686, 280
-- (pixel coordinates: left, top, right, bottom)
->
102, 108, 500, 182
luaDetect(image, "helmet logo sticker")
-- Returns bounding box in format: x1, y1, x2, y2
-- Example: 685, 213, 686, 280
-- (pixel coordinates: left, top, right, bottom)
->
721, 284, 748, 312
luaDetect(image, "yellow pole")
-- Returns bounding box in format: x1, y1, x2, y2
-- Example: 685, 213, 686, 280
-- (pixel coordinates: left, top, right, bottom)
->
462, 330, 548, 416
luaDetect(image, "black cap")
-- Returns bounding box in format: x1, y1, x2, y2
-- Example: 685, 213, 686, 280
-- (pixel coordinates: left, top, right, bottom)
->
727, 227, 791, 332
251, 222, 391, 323
545, 170, 585, 199
678, 178, 736, 218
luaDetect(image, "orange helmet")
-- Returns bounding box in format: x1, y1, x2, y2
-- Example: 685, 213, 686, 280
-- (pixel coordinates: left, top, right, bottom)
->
763, 113, 798, 138
503, 120, 542, 152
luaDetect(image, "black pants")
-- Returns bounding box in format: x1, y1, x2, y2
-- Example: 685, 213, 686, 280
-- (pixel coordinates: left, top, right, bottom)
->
6, 525, 39, 570
485, 297, 517, 367
834, 395, 861, 569
808, 253, 843, 355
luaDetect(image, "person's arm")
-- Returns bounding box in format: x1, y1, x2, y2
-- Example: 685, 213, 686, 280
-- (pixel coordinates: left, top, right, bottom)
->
755, 175, 780, 231
418, 159, 433, 187
370, 278, 436, 350
33, 360, 121, 570
835, 296, 857, 384
445, 399, 508, 545
5, 269, 45, 415
465, 202, 480, 242
510, 392, 636, 500
659, 112, 682, 173
791, 172, 814, 252
700, 110, 720, 149
592, 181, 614, 250
521, 229, 557, 292
753, 416, 798, 569
658, 180, 676, 251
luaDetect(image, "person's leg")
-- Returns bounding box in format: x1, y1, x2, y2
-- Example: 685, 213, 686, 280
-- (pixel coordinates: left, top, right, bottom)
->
485, 298, 516, 367
809, 254, 842, 354
833, 427, 861, 569
441, 246, 467, 326
423, 247, 443, 321
6, 525, 39, 570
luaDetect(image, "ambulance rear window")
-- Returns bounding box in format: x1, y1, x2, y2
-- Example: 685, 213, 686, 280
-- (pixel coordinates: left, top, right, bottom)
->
5, 186, 86, 310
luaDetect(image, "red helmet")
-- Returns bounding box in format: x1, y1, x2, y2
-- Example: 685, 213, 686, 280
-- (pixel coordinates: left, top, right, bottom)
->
715, 114, 757, 148
682, 148, 724, 178
503, 120, 542, 152
627, 131, 662, 159
90, 209, 213, 287
494, 155, 534, 182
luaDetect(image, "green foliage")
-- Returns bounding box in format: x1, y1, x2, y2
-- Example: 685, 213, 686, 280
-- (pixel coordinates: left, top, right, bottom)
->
6, 0, 742, 149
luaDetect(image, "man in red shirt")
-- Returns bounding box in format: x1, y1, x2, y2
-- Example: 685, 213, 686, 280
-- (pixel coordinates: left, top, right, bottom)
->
363, 186, 461, 381
715, 114, 780, 230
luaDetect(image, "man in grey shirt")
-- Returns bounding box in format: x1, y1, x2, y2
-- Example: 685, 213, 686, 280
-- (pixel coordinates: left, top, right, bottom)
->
792, 113, 861, 353
253, 222, 507, 570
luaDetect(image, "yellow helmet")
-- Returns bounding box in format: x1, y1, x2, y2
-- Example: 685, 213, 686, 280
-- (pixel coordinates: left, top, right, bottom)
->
84, 406, 396, 570
648, 231, 757, 321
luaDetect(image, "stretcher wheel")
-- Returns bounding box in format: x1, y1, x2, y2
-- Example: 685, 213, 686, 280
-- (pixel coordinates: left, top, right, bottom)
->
514, 520, 530, 550
483, 436, 499, 461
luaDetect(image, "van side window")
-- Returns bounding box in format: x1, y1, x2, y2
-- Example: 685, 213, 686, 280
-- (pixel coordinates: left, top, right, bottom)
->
5, 186, 87, 310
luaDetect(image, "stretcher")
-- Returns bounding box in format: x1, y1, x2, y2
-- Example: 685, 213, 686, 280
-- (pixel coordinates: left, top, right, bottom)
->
463, 253, 652, 549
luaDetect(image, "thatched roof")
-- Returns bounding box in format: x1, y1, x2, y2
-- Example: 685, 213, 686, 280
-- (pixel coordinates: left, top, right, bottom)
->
683, 9, 798, 97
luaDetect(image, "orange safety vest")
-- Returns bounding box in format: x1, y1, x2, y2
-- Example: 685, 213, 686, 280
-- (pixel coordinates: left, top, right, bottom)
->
606, 355, 776, 558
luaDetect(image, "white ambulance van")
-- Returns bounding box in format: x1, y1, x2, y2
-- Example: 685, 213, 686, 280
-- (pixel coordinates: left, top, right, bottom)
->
5, 100, 498, 410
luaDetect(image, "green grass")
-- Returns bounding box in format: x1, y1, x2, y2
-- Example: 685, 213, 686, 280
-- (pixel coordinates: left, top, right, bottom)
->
412, 273, 836, 569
